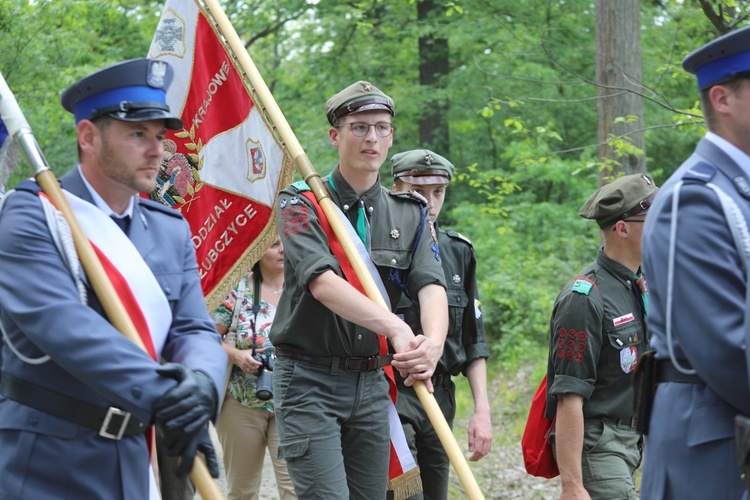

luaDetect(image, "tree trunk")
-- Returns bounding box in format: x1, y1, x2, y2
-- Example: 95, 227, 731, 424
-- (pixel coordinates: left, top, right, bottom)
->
596, 0, 646, 182
417, 0, 450, 155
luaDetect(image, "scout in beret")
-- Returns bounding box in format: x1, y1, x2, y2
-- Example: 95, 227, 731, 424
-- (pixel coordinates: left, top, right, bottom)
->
392, 149, 453, 186
391, 148, 492, 498
639, 24, 750, 499
579, 173, 658, 229
546, 173, 657, 499
271, 82, 448, 498
324, 80, 394, 126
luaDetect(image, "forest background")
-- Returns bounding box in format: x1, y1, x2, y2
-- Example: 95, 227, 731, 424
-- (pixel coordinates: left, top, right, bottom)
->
1, 0, 746, 496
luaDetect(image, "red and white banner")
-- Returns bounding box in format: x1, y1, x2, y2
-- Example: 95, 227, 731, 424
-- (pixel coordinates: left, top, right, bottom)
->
148, 0, 294, 310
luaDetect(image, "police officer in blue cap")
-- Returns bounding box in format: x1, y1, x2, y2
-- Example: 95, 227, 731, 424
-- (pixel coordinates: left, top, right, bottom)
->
0, 59, 227, 498
641, 25, 750, 499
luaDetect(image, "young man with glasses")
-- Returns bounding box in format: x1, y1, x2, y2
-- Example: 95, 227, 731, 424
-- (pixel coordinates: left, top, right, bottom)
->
269, 81, 448, 499
545, 174, 657, 499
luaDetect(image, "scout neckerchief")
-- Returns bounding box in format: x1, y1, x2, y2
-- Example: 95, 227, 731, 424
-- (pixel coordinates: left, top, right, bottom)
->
297, 188, 422, 497
327, 171, 371, 250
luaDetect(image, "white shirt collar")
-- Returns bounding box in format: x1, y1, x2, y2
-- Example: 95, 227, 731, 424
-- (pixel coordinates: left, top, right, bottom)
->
704, 131, 750, 175
77, 164, 135, 218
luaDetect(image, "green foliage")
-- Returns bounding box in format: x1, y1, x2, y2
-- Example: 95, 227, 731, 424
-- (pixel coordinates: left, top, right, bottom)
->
2, 0, 748, 371
448, 167, 597, 366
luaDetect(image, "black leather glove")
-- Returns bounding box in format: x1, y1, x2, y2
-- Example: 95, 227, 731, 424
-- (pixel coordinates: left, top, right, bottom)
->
160, 423, 220, 479
154, 363, 218, 455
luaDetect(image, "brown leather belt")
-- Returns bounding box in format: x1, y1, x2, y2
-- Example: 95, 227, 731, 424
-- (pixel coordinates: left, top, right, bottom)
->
276, 347, 392, 372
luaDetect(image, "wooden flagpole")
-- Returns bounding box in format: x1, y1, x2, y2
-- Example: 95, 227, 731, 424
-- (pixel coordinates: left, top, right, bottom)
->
201, 1, 484, 498
0, 73, 223, 500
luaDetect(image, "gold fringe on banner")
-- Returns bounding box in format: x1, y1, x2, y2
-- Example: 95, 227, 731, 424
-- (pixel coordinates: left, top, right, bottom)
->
388, 467, 423, 500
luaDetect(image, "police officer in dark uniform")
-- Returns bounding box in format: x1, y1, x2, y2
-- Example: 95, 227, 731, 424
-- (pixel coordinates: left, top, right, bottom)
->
546, 174, 656, 499
391, 149, 492, 500
0, 59, 227, 498
270, 81, 448, 499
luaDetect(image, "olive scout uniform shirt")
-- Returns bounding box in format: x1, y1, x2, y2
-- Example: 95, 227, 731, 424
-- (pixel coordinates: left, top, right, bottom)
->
395, 226, 489, 500
546, 248, 647, 420
270, 166, 445, 499
271, 166, 446, 356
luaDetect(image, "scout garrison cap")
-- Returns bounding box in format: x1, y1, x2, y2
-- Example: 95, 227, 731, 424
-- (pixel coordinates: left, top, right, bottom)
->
325, 80, 394, 126
392, 149, 453, 185
579, 173, 658, 228
682, 25, 750, 90
61, 59, 183, 130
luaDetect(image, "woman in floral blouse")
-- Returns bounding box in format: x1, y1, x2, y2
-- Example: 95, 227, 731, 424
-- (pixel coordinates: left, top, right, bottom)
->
213, 239, 296, 499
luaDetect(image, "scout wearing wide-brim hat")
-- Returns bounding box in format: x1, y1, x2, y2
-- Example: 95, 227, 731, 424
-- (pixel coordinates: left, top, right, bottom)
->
579, 173, 658, 229
60, 58, 183, 130
391, 149, 454, 186
682, 25, 750, 90
325, 80, 395, 126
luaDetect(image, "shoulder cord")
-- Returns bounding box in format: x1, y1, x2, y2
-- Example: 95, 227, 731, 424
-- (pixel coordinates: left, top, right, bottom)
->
666, 181, 750, 375
0, 191, 87, 365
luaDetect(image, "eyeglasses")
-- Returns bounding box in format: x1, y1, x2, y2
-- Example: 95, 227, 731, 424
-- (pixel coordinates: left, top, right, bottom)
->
338, 121, 394, 138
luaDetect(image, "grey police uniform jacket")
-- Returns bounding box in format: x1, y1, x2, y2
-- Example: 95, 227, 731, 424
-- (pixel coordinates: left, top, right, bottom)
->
270, 167, 446, 358
0, 167, 227, 499
641, 137, 750, 499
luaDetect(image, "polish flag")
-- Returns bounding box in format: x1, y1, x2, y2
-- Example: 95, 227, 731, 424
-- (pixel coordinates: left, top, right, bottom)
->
148, 0, 294, 309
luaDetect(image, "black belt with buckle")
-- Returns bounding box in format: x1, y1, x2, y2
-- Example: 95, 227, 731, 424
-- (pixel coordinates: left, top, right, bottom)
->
0, 373, 147, 440
275, 347, 392, 372
655, 360, 703, 384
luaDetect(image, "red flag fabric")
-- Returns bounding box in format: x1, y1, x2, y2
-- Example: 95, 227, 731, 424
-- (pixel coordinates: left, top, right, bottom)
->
148, 0, 294, 310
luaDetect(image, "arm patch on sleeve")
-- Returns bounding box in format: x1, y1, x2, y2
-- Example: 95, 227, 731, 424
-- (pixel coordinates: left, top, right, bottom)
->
571, 279, 593, 296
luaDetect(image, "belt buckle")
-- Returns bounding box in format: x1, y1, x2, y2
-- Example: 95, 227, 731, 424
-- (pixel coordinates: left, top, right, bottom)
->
100, 407, 131, 440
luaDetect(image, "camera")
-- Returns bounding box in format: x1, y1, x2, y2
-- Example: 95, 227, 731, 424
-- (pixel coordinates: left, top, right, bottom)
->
252, 352, 275, 401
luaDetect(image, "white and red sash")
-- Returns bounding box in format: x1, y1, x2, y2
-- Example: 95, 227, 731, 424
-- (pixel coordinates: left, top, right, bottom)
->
42, 188, 171, 499
62, 191, 172, 355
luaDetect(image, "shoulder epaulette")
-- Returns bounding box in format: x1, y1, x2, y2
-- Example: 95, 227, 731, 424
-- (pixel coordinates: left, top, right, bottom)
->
138, 197, 184, 219
571, 276, 598, 296
14, 179, 42, 194
388, 190, 427, 206
445, 229, 473, 246
683, 162, 716, 184
290, 180, 311, 192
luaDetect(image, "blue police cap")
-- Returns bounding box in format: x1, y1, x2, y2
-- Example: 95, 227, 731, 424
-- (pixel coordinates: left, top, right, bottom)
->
61, 59, 183, 130
683, 25, 750, 90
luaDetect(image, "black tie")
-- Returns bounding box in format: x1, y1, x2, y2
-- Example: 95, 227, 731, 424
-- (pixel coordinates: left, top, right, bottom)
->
111, 215, 130, 235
